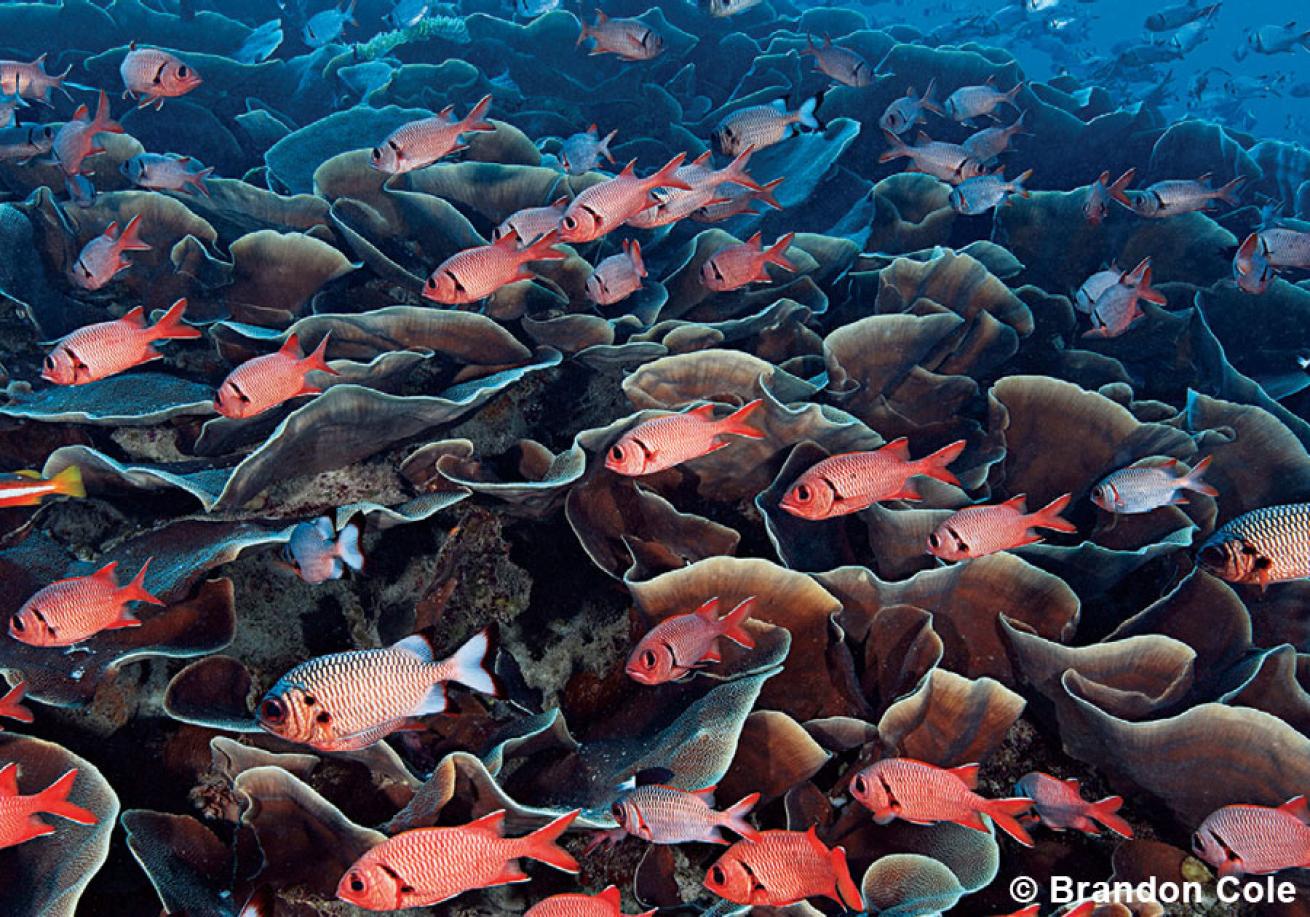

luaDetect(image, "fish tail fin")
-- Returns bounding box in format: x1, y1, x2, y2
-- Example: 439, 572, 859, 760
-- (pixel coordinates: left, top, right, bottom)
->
716, 398, 766, 440
462, 93, 495, 133
1013, 168, 1034, 198
649, 152, 692, 191
1029, 493, 1076, 533
521, 229, 567, 263
721, 792, 762, 841
1107, 167, 1136, 206
1216, 174, 1245, 206
336, 513, 366, 573
35, 769, 97, 825
189, 167, 215, 196
150, 298, 203, 341
1088, 795, 1134, 838
917, 439, 966, 487
600, 128, 617, 163
117, 213, 151, 252
91, 90, 123, 134
797, 90, 824, 130
878, 129, 909, 163
763, 231, 796, 272
444, 626, 504, 697
757, 177, 785, 210
624, 238, 646, 277
123, 558, 165, 606
1136, 264, 1168, 305
1004, 81, 1025, 108
830, 844, 864, 910
50, 464, 86, 499
985, 798, 1036, 846
920, 77, 944, 114
576, 20, 591, 45
303, 331, 338, 376
722, 145, 764, 190
718, 596, 757, 649
0, 680, 34, 724
519, 810, 581, 873
1182, 454, 1218, 497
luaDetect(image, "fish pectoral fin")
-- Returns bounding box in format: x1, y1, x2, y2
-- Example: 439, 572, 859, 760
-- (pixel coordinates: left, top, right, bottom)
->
486, 862, 530, 886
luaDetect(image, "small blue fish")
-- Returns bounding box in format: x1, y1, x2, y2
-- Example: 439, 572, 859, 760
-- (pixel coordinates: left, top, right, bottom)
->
516, 0, 560, 17
283, 515, 365, 584
234, 20, 284, 64
303, 0, 357, 47
385, 0, 429, 28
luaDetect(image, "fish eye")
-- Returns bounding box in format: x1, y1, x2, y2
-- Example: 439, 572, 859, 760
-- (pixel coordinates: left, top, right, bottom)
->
349, 874, 365, 892
562, 216, 577, 230
316, 711, 331, 724
641, 649, 657, 669
928, 532, 940, 548
43, 355, 54, 370
853, 775, 867, 795
426, 276, 437, 289
710, 866, 726, 885
9, 613, 23, 633
795, 484, 811, 502
178, 65, 189, 78
259, 697, 286, 724
1198, 544, 1228, 568
303, 694, 316, 706
371, 148, 381, 160
609, 445, 625, 462
611, 803, 625, 823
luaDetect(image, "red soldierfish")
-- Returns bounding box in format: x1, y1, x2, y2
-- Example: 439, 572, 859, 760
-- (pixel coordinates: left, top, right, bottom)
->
0, 681, 33, 730
214, 333, 336, 419
714, 97, 822, 157
52, 90, 123, 178
558, 154, 691, 243
9, 559, 163, 647
1192, 796, 1310, 878
612, 783, 761, 844
1083, 256, 1167, 338
927, 493, 1075, 561
0, 764, 97, 849
879, 80, 942, 136
423, 230, 565, 305
493, 198, 569, 246
704, 826, 863, 909
879, 130, 987, 184
0, 54, 74, 105
701, 231, 795, 291
626, 596, 756, 684
257, 628, 501, 752
1015, 772, 1133, 838
800, 33, 872, 87
526, 886, 655, 917
851, 758, 1035, 846
1198, 503, 1310, 589
43, 299, 201, 385
68, 214, 151, 290
780, 438, 966, 520
370, 94, 494, 174
605, 400, 765, 476
1108, 166, 1244, 217
586, 239, 646, 306
1090, 455, 1216, 514
336, 809, 580, 910
560, 123, 617, 175
119, 43, 201, 110
625, 148, 763, 230
691, 177, 784, 222
576, 12, 664, 61
0, 466, 84, 508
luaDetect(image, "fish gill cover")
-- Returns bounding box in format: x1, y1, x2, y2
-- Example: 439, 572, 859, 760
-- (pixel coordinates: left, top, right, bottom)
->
0, 0, 1306, 913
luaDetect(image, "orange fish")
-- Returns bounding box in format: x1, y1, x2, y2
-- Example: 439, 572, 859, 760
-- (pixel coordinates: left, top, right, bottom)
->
927, 493, 1075, 561
704, 826, 863, 909
370, 94, 493, 174
337, 809, 580, 910
611, 783, 761, 844
9, 559, 163, 648
690, 177, 784, 223
44, 299, 200, 385
700, 231, 796, 292
0, 681, 33, 730
585, 238, 646, 306
576, 11, 664, 61
0, 466, 84, 508
51, 90, 123, 178
850, 758, 1035, 846
780, 438, 966, 520
214, 333, 336, 419
68, 214, 152, 290
1193, 796, 1310, 878
422, 230, 565, 305
605, 400, 764, 476
0, 764, 97, 849
526, 886, 655, 917
558, 154, 692, 243
120, 42, 201, 110
626, 596, 756, 684
0, 54, 74, 105
1015, 772, 1133, 838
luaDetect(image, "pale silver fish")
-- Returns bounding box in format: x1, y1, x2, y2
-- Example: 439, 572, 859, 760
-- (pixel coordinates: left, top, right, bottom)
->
120, 152, 214, 196
1074, 264, 1120, 314
1108, 167, 1244, 217
943, 79, 1023, 124
560, 124, 616, 175
879, 80, 943, 136
1083, 257, 1167, 338
706, 0, 763, 16
282, 515, 366, 584
714, 96, 822, 157
385, 0, 429, 28
303, 0, 357, 47
961, 112, 1028, 163
1246, 21, 1310, 55
515, 0, 559, 16
1090, 456, 1216, 514
948, 168, 1031, 214
0, 124, 53, 163
492, 197, 569, 246
879, 130, 986, 184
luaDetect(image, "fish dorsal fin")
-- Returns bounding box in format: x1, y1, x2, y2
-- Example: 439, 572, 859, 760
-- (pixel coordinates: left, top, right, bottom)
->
915, 129, 933, 144
91, 560, 119, 583
392, 633, 436, 663
693, 596, 722, 622
551, 196, 570, 209
770, 99, 787, 113
1238, 233, 1259, 259
598, 887, 622, 908
72, 103, 89, 121
587, 123, 598, 135
102, 221, 120, 239
802, 824, 826, 854
882, 437, 911, 461
1001, 494, 1028, 512
0, 762, 17, 796
278, 333, 302, 358
688, 403, 718, 420
467, 809, 507, 836
1064, 777, 1082, 794
692, 150, 712, 166
619, 159, 637, 178
949, 763, 980, 789
745, 231, 763, 249
494, 228, 520, 250
1278, 795, 1310, 824
121, 306, 146, 328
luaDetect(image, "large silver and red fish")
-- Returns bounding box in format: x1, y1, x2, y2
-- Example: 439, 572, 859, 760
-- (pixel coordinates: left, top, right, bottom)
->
423, 230, 565, 305
851, 758, 1035, 845
0, 764, 97, 849
526, 886, 655, 917
576, 12, 664, 61
51, 90, 123, 178
605, 400, 764, 476
1199, 503, 1310, 589
558, 154, 691, 243
120, 43, 201, 110
370, 94, 493, 174
43, 299, 201, 385
701, 231, 796, 292
1089, 456, 1216, 515
585, 239, 646, 306
336, 809, 579, 910
0, 681, 33, 731
927, 494, 1075, 561
715, 96, 821, 157
626, 596, 756, 684
800, 33, 872, 87
879, 130, 987, 184
0, 53, 74, 105
68, 215, 151, 291
214, 333, 336, 419
780, 439, 965, 520
1108, 166, 1244, 217
1193, 796, 1310, 877
703, 826, 863, 909
257, 628, 501, 751
625, 148, 762, 230
1015, 772, 1133, 838
9, 559, 162, 647
610, 783, 761, 845
1083, 256, 1167, 338
0, 466, 84, 509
